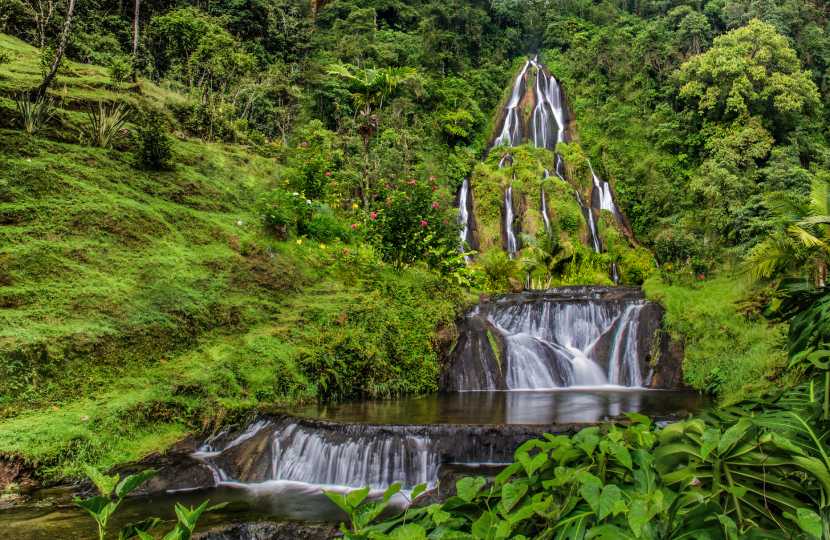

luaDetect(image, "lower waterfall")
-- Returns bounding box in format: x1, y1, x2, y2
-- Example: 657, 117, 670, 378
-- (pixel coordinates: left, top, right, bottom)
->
443, 287, 665, 391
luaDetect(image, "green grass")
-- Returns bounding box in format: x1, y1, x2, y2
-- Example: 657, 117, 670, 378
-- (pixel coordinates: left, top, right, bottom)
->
0, 36, 463, 480
643, 273, 790, 403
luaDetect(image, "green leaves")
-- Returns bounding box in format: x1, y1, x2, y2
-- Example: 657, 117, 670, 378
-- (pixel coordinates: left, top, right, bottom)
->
456, 477, 486, 502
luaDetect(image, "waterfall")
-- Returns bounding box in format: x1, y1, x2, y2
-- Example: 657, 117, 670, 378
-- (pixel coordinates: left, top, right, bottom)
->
541, 187, 551, 234
458, 178, 471, 261
591, 164, 616, 213
494, 60, 531, 148
445, 289, 655, 391
576, 191, 601, 253
268, 423, 438, 488
504, 185, 518, 257
606, 304, 644, 386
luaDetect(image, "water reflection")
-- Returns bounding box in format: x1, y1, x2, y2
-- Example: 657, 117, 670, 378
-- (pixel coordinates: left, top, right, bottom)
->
299, 389, 703, 426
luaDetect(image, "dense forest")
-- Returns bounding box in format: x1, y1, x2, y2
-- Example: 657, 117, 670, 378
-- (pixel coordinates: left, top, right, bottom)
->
3, 0, 830, 538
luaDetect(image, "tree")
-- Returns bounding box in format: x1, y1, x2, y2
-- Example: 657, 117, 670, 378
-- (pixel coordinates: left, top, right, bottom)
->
327, 63, 419, 207
21, 0, 59, 48
745, 175, 830, 287
676, 19, 820, 131
131, 0, 139, 81
32, 0, 74, 102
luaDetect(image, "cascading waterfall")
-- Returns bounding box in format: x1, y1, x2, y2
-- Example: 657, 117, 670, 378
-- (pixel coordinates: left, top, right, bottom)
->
576, 191, 601, 253
458, 178, 472, 261
591, 164, 616, 214
444, 289, 658, 391
194, 418, 440, 489
504, 185, 518, 257
606, 304, 644, 386
541, 187, 551, 234
493, 60, 531, 147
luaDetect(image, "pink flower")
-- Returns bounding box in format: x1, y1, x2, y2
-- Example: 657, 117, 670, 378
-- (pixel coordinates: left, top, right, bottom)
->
420, 219, 428, 228
325, 171, 332, 177
408, 179, 417, 186
351, 223, 358, 230
370, 212, 378, 220
300, 141, 309, 148
432, 201, 440, 209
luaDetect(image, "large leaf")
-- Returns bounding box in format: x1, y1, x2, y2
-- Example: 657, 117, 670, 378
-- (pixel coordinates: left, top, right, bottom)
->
598, 485, 625, 520
500, 482, 528, 514
116, 469, 157, 499
456, 476, 486, 502
786, 508, 823, 539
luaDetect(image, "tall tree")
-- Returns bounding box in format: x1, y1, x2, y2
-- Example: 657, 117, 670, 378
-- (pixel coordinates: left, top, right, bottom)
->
131, 0, 140, 81
32, 0, 75, 101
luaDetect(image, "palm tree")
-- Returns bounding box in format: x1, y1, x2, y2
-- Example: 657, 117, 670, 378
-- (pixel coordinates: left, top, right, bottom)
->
745, 177, 830, 287
327, 63, 418, 207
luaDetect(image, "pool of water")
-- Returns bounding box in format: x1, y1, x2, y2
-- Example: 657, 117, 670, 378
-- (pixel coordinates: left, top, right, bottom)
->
1, 389, 706, 539
292, 388, 705, 425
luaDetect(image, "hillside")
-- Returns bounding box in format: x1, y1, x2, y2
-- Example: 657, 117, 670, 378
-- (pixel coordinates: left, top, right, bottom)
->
0, 34, 463, 480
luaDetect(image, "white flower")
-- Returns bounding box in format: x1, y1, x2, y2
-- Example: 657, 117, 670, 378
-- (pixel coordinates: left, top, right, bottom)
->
236, 220, 243, 226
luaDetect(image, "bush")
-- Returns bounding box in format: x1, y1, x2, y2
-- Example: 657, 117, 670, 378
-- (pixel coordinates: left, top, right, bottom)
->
368, 178, 459, 268
108, 55, 132, 88
0, 48, 10, 66
305, 205, 349, 242
134, 109, 173, 170
258, 188, 307, 239
479, 249, 518, 291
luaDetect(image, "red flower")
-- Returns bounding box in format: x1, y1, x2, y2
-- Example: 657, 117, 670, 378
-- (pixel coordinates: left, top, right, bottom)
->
325, 171, 332, 177
432, 201, 440, 209
370, 211, 378, 220
420, 219, 429, 228
351, 223, 358, 230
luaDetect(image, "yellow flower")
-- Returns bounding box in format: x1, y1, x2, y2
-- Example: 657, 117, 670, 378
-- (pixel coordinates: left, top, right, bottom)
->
351, 203, 359, 209
296, 239, 303, 245
319, 243, 327, 249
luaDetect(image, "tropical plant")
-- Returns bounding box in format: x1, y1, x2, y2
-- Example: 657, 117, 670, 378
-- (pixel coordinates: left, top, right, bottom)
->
745, 177, 830, 288
74, 467, 158, 540
343, 398, 829, 539
84, 102, 129, 148
134, 108, 172, 170
75, 467, 224, 540
327, 63, 419, 207
15, 94, 53, 134
108, 55, 131, 88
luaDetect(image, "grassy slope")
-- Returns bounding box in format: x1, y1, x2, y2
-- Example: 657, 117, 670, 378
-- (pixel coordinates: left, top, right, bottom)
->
644, 273, 790, 403
0, 35, 461, 481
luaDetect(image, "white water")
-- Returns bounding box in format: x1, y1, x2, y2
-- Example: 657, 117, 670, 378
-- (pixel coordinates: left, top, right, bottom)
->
541, 186, 552, 233
590, 163, 616, 213
195, 420, 440, 490
458, 178, 471, 261
576, 191, 601, 253
487, 297, 646, 390
504, 185, 518, 257
494, 60, 531, 147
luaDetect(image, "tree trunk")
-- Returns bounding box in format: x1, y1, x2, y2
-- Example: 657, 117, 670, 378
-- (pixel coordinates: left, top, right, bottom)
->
32, 0, 76, 102
131, 0, 140, 82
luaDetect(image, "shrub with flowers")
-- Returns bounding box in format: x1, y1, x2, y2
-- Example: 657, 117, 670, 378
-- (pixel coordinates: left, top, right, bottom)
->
365, 177, 463, 273
258, 188, 349, 242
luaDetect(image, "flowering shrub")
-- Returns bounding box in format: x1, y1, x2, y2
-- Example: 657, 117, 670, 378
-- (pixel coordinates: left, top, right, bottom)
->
366, 177, 459, 270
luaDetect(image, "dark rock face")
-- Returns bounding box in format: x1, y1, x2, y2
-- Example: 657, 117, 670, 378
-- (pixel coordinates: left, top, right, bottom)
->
440, 314, 506, 391
440, 287, 685, 391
